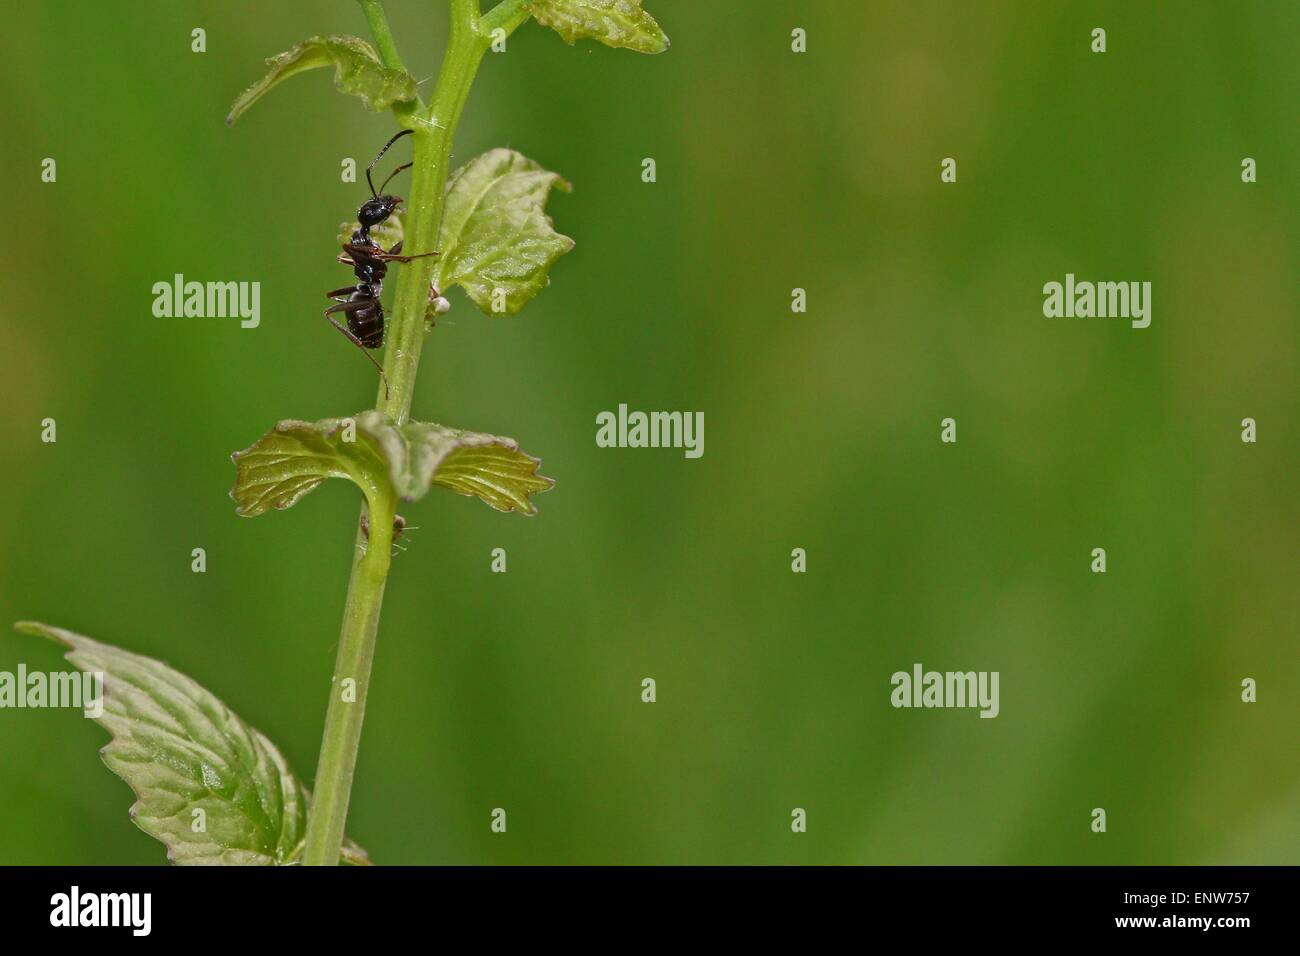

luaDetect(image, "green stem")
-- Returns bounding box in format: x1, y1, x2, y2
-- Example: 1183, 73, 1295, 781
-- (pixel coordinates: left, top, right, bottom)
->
376, 1, 491, 424
359, 0, 408, 72
301, 1, 495, 866
300, 488, 393, 866
481, 0, 532, 37
358, 0, 424, 119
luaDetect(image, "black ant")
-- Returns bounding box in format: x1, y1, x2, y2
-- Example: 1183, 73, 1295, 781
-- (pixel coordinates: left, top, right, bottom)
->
326, 129, 438, 396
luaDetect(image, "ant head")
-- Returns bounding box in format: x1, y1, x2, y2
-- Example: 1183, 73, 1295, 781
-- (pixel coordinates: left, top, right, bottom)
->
359, 195, 401, 228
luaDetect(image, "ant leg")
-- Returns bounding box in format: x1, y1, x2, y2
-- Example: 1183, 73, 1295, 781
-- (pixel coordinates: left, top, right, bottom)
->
342, 242, 381, 260
325, 286, 358, 301
367, 129, 414, 196
376, 246, 440, 263
323, 304, 390, 398
346, 239, 437, 264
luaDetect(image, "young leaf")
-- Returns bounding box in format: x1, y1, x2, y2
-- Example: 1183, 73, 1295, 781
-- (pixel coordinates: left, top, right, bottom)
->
381, 421, 556, 515
229, 414, 390, 517
226, 34, 418, 126
434, 148, 575, 316
528, 0, 669, 54
231, 412, 554, 517
14, 622, 370, 866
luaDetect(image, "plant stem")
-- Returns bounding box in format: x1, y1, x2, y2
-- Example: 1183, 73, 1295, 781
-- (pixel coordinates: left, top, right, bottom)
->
300, 487, 393, 866
301, 0, 495, 867
377, 5, 490, 424
358, 0, 424, 122
358, 0, 408, 73
481, 0, 532, 37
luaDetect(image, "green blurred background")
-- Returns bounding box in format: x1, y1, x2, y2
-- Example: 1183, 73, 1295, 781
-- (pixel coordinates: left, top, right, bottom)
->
1, 1, 1296, 865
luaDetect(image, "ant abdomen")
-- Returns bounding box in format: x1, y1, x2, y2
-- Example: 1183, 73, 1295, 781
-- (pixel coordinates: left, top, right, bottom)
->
348, 297, 385, 349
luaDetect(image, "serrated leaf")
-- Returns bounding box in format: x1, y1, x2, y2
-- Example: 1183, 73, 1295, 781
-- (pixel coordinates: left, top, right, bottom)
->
434, 148, 575, 316
231, 411, 554, 517
229, 413, 390, 517
226, 34, 418, 126
14, 622, 370, 866
392, 422, 557, 515
528, 0, 669, 54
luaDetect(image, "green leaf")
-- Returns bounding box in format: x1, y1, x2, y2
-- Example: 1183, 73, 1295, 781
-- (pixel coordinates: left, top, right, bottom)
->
528, 0, 670, 54
231, 411, 554, 517
226, 34, 418, 126
389, 422, 557, 515
14, 622, 370, 866
434, 148, 575, 316
229, 413, 390, 517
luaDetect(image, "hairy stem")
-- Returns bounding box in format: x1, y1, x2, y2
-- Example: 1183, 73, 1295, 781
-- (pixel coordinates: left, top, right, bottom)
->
301, 0, 497, 867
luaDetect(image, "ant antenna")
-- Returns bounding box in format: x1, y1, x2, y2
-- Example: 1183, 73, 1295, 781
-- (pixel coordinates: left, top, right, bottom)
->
367, 128, 414, 197
377, 161, 413, 196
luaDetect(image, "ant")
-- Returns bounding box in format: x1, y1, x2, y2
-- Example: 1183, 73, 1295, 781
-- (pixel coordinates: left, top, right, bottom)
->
326, 129, 438, 396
